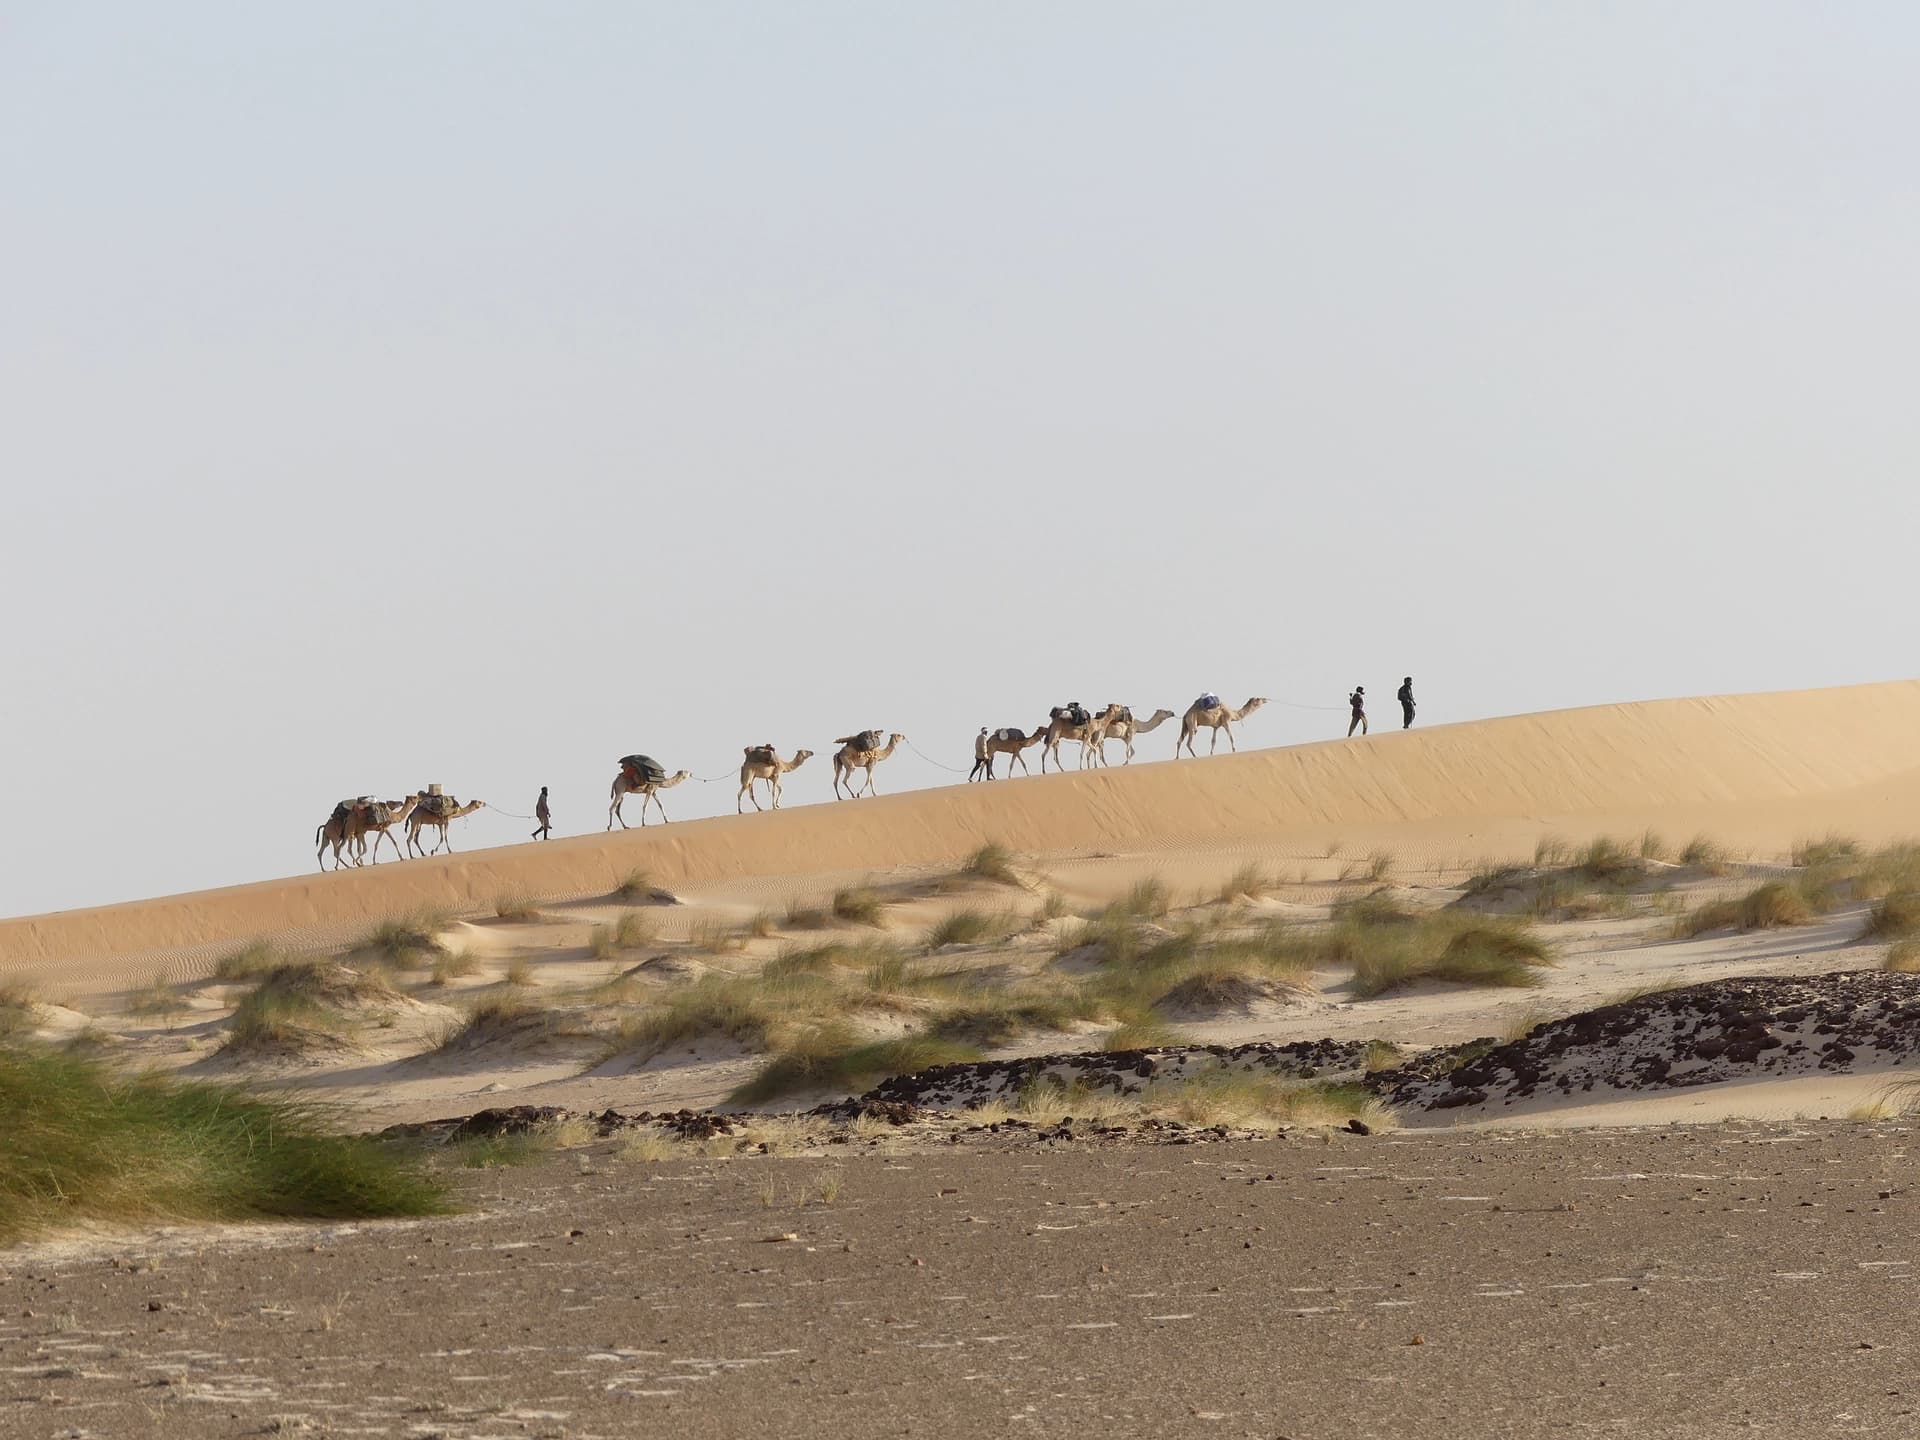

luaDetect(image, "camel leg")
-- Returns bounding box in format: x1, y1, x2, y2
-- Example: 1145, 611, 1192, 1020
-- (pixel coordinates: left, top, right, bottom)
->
738, 781, 756, 814
609, 790, 627, 830
1209, 725, 1220, 754
1225, 724, 1238, 753
770, 777, 782, 809
1014, 753, 1029, 777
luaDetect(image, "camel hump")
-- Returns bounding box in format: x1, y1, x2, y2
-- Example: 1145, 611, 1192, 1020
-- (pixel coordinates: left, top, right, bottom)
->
743, 744, 776, 764
992, 726, 1023, 743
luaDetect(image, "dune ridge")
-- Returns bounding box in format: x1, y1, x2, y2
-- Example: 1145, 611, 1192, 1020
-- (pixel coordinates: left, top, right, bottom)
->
4, 679, 1918, 973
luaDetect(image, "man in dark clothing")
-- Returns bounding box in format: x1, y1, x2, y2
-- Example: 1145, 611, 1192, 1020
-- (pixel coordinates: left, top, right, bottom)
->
1398, 677, 1415, 730
532, 786, 552, 841
1348, 687, 1367, 737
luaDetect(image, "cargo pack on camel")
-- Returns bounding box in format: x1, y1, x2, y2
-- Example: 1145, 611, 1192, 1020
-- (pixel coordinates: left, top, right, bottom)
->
609, 754, 690, 829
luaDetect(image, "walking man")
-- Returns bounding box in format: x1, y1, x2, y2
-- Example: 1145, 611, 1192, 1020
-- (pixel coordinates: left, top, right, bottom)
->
1348, 686, 1368, 737
1397, 676, 1416, 730
531, 785, 552, 840
969, 727, 991, 782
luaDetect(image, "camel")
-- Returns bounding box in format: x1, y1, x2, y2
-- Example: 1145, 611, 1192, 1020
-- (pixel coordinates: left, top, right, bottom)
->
405, 795, 487, 855
831, 731, 904, 799
1086, 706, 1177, 767
738, 745, 813, 813
1177, 696, 1268, 757
1037, 705, 1099, 773
607, 761, 693, 829
349, 794, 421, 866
979, 726, 1047, 779
315, 799, 361, 872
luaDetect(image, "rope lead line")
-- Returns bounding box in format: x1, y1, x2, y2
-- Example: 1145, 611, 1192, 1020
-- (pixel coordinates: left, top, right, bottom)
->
906, 739, 972, 775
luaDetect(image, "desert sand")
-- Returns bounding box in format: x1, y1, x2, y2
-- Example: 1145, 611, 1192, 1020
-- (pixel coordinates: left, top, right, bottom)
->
4, 681, 1920, 1132
8, 681, 1920, 1438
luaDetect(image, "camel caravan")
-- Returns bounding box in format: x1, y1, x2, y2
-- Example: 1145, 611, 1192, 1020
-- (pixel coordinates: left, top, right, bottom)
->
315, 694, 1265, 865
315, 787, 487, 871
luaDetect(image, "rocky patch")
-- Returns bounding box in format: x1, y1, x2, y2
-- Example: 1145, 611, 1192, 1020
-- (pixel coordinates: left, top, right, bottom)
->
1375, 971, 1920, 1113
859, 1038, 1370, 1110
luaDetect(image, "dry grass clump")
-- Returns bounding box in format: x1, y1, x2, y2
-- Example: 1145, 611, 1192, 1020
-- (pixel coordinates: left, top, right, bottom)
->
213, 939, 294, 983
1145, 1072, 1390, 1132
125, 972, 187, 1019
426, 949, 481, 987
0, 1047, 444, 1240
964, 842, 1024, 887
613, 869, 674, 904
1101, 1018, 1184, 1052
831, 886, 888, 927
1674, 879, 1818, 938
1109, 877, 1172, 920
783, 897, 831, 931
0, 981, 41, 1038
1792, 834, 1860, 868
502, 955, 535, 987
746, 911, 778, 940
1349, 922, 1552, 998
1883, 940, 1920, 973
730, 1024, 981, 1104
588, 911, 656, 961
1533, 835, 1571, 868
223, 962, 398, 1055
1853, 844, 1920, 901
1679, 834, 1731, 872
928, 983, 1096, 1045
492, 892, 542, 922
433, 993, 562, 1054
927, 907, 1022, 949
358, 910, 453, 966
1861, 892, 1920, 941
1573, 836, 1641, 884
1637, 829, 1670, 863
1461, 862, 1530, 898
606, 971, 836, 1061
1217, 864, 1275, 904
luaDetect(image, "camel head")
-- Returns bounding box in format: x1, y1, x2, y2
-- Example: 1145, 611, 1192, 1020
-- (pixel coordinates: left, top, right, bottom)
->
790, 749, 815, 767
1148, 708, 1176, 723
1242, 697, 1269, 713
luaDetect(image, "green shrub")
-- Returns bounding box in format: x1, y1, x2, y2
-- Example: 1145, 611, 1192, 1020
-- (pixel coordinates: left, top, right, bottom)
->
0, 1048, 444, 1240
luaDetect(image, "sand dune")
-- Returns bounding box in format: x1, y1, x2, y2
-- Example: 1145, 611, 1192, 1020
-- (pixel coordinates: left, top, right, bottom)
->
4, 680, 1918, 976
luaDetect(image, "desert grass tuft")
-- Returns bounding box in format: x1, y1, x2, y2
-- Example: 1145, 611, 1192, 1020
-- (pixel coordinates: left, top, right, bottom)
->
1679, 834, 1730, 872
1101, 1018, 1183, 1052
426, 948, 480, 987
358, 910, 453, 966
831, 886, 887, 927
927, 907, 1022, 949
1792, 833, 1860, 868
613, 869, 673, 904
730, 1024, 981, 1104
1217, 864, 1275, 904
125, 972, 187, 1020
1674, 880, 1816, 938
433, 992, 554, 1053
1861, 892, 1920, 942
491, 892, 542, 922
1883, 939, 1920, 973
783, 898, 830, 931
1106, 877, 1172, 920
0, 1048, 445, 1240
1637, 829, 1670, 863
223, 962, 397, 1056
1574, 836, 1640, 884
964, 842, 1024, 887
0, 981, 42, 1038
589, 912, 656, 962
213, 939, 293, 984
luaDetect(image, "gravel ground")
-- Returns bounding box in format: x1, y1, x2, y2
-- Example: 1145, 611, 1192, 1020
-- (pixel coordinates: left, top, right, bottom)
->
4, 1120, 1918, 1439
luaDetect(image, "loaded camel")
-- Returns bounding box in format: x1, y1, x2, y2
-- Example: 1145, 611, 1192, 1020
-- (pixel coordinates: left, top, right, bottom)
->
978, 725, 1047, 779
405, 793, 487, 856
350, 794, 421, 865
1038, 704, 1102, 773
738, 745, 813, 813
608, 755, 693, 829
1085, 706, 1177, 767
1177, 696, 1268, 757
831, 730, 904, 799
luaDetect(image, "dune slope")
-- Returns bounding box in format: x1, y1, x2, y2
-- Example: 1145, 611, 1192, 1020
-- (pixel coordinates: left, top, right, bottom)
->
4, 680, 1917, 973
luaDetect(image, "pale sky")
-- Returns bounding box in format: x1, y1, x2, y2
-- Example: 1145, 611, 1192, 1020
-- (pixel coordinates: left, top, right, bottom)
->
3, 4, 1917, 916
